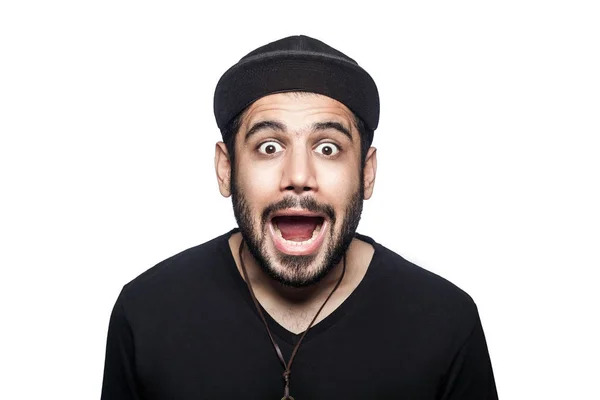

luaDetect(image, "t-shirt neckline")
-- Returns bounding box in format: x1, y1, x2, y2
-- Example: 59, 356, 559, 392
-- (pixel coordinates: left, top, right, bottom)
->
221, 227, 382, 346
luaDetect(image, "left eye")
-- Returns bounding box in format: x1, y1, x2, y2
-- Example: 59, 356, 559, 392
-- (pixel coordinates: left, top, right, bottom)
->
314, 143, 340, 156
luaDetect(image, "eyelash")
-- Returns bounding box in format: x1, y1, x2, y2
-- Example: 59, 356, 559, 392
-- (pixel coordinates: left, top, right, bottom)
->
314, 142, 341, 156
257, 141, 284, 155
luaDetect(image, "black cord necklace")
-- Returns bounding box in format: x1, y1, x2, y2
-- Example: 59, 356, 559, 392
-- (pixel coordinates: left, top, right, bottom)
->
238, 240, 346, 400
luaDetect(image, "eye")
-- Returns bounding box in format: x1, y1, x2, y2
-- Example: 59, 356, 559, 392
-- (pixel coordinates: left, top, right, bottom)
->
257, 141, 284, 155
314, 142, 340, 156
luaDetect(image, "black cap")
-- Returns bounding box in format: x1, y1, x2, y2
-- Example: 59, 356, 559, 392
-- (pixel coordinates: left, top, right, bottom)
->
214, 35, 380, 138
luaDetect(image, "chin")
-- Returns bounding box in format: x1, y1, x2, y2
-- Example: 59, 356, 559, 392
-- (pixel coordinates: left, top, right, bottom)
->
270, 251, 333, 288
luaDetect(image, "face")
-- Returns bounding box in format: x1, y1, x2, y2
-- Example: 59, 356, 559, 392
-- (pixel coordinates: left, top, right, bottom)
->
217, 92, 375, 288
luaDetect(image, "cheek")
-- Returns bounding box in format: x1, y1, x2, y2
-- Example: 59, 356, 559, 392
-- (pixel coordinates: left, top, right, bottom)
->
315, 162, 360, 207
236, 160, 281, 203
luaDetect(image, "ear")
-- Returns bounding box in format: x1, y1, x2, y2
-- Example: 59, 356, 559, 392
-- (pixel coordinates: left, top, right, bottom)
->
215, 142, 232, 197
363, 147, 377, 200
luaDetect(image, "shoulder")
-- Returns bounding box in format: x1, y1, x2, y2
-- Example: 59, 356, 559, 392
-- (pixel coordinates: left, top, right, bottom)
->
118, 230, 235, 307
380, 242, 473, 300
360, 234, 480, 331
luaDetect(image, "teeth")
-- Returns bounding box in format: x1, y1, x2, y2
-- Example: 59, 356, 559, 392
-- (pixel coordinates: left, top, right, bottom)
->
274, 222, 323, 246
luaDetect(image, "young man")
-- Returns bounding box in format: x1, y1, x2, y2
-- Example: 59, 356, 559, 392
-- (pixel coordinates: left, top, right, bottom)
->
101, 35, 498, 400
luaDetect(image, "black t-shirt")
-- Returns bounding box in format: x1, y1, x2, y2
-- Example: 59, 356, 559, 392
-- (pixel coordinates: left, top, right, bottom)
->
101, 229, 498, 399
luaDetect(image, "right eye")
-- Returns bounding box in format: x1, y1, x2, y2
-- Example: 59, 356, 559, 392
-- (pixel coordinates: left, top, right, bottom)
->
257, 141, 284, 155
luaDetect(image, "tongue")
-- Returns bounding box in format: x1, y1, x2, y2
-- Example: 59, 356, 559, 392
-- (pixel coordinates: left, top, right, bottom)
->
274, 216, 321, 242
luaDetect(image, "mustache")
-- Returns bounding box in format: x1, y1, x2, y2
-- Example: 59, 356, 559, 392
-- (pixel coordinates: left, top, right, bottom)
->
261, 196, 336, 226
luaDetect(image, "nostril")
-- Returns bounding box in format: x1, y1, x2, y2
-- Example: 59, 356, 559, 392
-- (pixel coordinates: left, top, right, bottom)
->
284, 186, 313, 192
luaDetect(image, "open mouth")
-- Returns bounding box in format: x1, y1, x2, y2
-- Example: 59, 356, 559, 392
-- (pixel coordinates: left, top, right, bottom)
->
268, 212, 328, 256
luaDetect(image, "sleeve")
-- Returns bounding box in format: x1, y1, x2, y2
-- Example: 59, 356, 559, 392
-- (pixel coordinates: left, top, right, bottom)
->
100, 290, 143, 400
438, 313, 499, 400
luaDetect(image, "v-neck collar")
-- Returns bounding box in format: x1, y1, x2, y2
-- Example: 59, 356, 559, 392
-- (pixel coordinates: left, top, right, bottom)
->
221, 228, 382, 346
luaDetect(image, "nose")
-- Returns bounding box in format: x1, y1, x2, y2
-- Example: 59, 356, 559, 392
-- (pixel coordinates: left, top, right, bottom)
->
280, 146, 318, 194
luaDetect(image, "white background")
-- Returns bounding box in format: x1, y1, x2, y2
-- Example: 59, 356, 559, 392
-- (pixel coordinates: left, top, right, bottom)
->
1, 1, 598, 398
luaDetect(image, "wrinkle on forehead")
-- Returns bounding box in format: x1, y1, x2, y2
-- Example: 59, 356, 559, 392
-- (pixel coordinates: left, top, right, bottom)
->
242, 92, 356, 135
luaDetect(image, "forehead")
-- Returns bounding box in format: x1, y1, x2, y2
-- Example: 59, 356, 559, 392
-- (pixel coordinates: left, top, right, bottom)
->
241, 92, 356, 131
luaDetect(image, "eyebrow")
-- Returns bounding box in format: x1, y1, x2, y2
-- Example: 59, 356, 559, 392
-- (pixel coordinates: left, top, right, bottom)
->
244, 120, 353, 142
312, 121, 353, 142
244, 120, 286, 142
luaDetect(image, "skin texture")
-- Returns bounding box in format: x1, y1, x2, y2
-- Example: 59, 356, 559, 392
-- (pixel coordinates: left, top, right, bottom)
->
215, 92, 377, 331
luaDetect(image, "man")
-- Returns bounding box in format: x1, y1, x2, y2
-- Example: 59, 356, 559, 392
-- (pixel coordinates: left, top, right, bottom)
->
101, 35, 498, 399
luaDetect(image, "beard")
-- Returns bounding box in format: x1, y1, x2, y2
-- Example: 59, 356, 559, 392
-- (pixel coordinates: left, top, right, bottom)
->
231, 174, 364, 288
